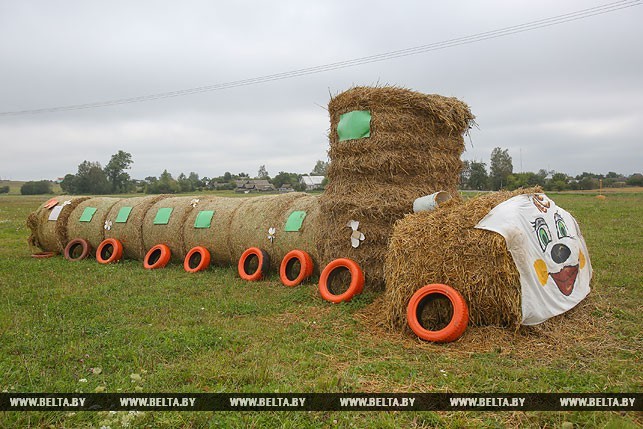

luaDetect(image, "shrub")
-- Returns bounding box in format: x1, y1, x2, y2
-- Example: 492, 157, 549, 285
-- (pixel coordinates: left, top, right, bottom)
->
20, 180, 53, 195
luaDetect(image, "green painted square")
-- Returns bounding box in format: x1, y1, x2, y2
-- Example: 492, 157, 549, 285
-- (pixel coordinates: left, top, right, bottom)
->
79, 207, 97, 222
115, 206, 133, 223
153, 207, 173, 225
194, 210, 215, 229
337, 110, 371, 142
284, 211, 307, 232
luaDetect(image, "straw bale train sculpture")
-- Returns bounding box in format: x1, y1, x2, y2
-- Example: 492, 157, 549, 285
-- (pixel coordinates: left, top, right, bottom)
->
26, 86, 593, 343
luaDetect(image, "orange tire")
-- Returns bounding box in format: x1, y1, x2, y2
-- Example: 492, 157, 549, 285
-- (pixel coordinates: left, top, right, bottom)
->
406, 284, 469, 343
64, 238, 92, 261
31, 251, 56, 259
238, 247, 269, 281
96, 238, 123, 264
144, 244, 171, 270
318, 258, 364, 303
184, 246, 211, 273
280, 250, 314, 287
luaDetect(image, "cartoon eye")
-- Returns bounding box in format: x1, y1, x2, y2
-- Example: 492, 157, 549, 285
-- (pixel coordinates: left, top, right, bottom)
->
532, 217, 552, 252
554, 213, 569, 239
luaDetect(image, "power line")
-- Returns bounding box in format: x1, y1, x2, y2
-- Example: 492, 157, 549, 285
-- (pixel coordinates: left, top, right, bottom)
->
1, 0, 640, 116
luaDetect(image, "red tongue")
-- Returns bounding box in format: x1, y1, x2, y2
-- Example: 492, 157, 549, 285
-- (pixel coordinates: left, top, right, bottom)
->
550, 265, 579, 296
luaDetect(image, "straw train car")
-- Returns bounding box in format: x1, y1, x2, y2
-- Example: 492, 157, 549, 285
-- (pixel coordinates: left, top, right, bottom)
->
25, 86, 591, 343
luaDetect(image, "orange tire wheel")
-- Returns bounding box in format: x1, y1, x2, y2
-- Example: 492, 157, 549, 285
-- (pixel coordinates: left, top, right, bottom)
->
184, 246, 211, 273
144, 244, 171, 270
238, 247, 269, 281
96, 238, 124, 264
318, 258, 364, 303
31, 251, 56, 259
64, 238, 92, 261
280, 250, 314, 287
406, 284, 469, 343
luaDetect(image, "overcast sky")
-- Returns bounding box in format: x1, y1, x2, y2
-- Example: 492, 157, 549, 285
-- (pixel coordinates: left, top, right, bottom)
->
1, 0, 641, 181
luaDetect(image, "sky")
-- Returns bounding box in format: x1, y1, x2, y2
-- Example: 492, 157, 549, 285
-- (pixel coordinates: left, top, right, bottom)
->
0, 0, 641, 181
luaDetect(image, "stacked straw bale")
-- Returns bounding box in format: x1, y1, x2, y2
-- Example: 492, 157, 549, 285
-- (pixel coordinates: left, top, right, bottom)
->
142, 196, 203, 262
318, 86, 474, 290
26, 196, 91, 253
104, 195, 170, 260
383, 188, 540, 332
66, 197, 121, 250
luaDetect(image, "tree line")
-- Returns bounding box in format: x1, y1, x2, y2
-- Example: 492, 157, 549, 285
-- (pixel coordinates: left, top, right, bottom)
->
461, 147, 643, 191
16, 148, 641, 195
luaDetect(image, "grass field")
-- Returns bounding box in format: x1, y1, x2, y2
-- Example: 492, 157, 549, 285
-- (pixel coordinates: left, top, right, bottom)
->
0, 192, 640, 428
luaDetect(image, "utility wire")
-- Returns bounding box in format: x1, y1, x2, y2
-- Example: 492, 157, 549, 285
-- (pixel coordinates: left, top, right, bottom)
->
1, 0, 640, 116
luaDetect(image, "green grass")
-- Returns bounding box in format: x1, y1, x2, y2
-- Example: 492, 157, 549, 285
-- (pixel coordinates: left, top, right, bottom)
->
0, 193, 641, 428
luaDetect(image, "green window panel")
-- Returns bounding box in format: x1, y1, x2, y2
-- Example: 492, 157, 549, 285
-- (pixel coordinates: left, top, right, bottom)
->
284, 211, 307, 232
115, 206, 133, 223
153, 207, 173, 225
79, 207, 97, 222
337, 110, 371, 142
194, 210, 215, 229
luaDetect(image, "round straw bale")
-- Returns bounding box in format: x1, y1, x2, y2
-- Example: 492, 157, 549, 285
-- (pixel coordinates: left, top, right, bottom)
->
66, 197, 121, 250
383, 188, 540, 333
319, 86, 474, 291
104, 195, 170, 260
27, 196, 91, 253
228, 192, 316, 271
182, 196, 246, 266
142, 196, 203, 262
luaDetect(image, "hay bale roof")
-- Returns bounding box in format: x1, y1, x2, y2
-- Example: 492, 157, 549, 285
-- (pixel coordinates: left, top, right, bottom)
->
328, 86, 475, 136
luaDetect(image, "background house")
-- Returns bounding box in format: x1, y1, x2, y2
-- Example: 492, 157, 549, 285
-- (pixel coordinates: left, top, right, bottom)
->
300, 175, 325, 191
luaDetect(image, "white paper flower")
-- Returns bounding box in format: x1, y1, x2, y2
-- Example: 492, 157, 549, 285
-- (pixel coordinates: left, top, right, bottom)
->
104, 220, 112, 231
347, 220, 365, 248
268, 227, 276, 243
62, 200, 72, 206
190, 198, 200, 207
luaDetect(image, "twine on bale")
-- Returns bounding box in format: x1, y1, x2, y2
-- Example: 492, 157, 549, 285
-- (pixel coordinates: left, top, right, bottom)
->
318, 86, 474, 291
382, 188, 542, 333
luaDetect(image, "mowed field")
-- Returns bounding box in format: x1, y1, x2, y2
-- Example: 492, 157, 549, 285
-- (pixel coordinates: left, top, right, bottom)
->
0, 192, 640, 428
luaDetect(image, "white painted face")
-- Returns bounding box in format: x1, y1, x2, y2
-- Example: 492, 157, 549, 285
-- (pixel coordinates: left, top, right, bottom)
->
476, 194, 592, 325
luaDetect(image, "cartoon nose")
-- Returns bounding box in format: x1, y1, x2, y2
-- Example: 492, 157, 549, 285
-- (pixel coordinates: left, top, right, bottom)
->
551, 243, 571, 264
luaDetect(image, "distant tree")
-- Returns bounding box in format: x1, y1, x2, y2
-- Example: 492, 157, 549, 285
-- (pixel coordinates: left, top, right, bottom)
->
625, 173, 643, 186
74, 161, 110, 194
20, 180, 53, 195
489, 147, 513, 190
257, 165, 270, 180
468, 161, 489, 190
545, 172, 570, 191
60, 173, 77, 194
177, 173, 193, 193
104, 150, 133, 193
238, 172, 249, 178
311, 160, 328, 176
506, 172, 545, 190
0, 185, 9, 194
271, 171, 305, 190
146, 170, 179, 194
223, 172, 232, 182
